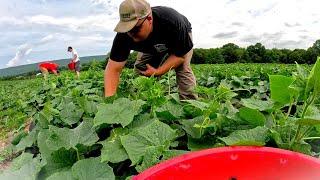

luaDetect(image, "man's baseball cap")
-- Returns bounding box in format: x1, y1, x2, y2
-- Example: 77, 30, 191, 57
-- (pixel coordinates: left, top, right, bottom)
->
114, 0, 151, 33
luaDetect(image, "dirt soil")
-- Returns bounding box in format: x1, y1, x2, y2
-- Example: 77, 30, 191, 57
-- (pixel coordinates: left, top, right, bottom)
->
0, 137, 11, 171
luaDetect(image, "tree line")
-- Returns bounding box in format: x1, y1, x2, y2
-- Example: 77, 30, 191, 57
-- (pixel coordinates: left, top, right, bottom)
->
190, 39, 320, 64
122, 39, 320, 66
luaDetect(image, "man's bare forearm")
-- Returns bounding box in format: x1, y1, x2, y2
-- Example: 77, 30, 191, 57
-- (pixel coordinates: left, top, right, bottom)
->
104, 68, 120, 97
104, 59, 126, 97
156, 55, 185, 76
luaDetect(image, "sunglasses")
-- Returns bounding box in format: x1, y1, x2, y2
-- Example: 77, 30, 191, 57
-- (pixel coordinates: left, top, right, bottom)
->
128, 17, 148, 35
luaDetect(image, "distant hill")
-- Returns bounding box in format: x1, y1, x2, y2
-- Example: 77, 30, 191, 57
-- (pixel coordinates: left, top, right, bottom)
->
0, 55, 107, 77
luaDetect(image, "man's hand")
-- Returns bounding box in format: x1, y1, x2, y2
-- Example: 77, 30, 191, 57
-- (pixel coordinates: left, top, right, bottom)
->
141, 64, 158, 77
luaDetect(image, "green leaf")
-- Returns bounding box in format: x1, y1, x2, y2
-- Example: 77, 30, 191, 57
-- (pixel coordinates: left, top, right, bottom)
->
295, 117, 320, 125
78, 97, 98, 115
60, 102, 84, 125
296, 105, 320, 125
216, 84, 237, 101
305, 57, 320, 98
11, 131, 28, 145
15, 129, 37, 152
94, 98, 145, 127
182, 100, 209, 111
288, 63, 308, 101
219, 126, 268, 146
46, 120, 99, 151
155, 101, 184, 120
38, 148, 78, 179
181, 116, 205, 139
37, 129, 53, 162
71, 157, 115, 180
135, 146, 187, 172
239, 107, 266, 127
241, 98, 274, 111
120, 120, 177, 165
47, 170, 75, 180
0, 156, 44, 180
100, 128, 129, 163
269, 75, 294, 105
187, 136, 221, 151
9, 153, 34, 171
291, 141, 312, 155
126, 113, 155, 130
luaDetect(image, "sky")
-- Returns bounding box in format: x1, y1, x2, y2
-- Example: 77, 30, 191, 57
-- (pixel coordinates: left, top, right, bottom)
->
0, 0, 319, 69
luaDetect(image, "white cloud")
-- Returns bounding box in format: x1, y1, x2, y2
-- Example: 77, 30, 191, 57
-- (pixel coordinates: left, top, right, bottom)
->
6, 44, 33, 67
6, 34, 56, 67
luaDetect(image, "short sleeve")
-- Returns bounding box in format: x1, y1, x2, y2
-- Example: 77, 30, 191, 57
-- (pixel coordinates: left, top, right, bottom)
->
170, 25, 193, 57
110, 33, 131, 62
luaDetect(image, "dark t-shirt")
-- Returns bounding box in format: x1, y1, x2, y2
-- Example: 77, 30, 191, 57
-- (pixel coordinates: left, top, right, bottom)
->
110, 6, 193, 62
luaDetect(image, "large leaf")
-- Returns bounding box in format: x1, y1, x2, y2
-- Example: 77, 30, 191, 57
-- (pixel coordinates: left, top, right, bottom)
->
37, 129, 53, 161
288, 63, 308, 101
291, 141, 312, 155
47, 170, 75, 180
15, 129, 37, 152
9, 153, 34, 171
296, 116, 320, 125
38, 148, 78, 179
239, 107, 266, 127
71, 157, 115, 180
269, 75, 294, 105
36, 102, 59, 128
60, 102, 84, 125
241, 98, 273, 111
305, 57, 320, 99
219, 126, 268, 146
181, 116, 205, 139
46, 120, 99, 151
182, 100, 209, 111
216, 84, 238, 101
94, 98, 145, 127
120, 120, 177, 165
296, 105, 320, 125
77, 97, 98, 115
155, 101, 184, 120
0, 155, 44, 180
187, 136, 221, 151
100, 128, 129, 163
135, 146, 187, 172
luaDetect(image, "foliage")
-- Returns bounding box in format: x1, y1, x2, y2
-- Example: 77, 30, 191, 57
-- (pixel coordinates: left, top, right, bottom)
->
1, 59, 320, 179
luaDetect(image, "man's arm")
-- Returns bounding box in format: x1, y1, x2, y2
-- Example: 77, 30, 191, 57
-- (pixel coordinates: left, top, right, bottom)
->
141, 52, 190, 77
72, 54, 78, 62
104, 59, 126, 97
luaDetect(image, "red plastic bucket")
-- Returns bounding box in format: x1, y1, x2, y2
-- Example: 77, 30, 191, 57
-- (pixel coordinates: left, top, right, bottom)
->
68, 62, 75, 70
133, 146, 320, 180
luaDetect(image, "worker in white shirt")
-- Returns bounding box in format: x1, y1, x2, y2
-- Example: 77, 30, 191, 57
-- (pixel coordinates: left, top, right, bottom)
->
68, 46, 81, 78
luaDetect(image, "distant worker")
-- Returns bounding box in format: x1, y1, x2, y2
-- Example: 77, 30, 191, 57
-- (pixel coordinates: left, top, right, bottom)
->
38, 62, 59, 79
67, 46, 81, 79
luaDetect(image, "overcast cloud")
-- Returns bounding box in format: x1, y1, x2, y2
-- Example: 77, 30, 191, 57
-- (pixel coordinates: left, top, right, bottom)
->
0, 0, 319, 68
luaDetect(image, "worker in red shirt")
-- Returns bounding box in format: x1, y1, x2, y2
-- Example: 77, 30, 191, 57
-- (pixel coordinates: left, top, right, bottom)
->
38, 62, 59, 79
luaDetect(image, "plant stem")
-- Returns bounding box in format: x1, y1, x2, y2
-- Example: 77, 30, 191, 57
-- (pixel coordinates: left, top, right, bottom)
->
303, 137, 320, 140
291, 93, 314, 147
75, 148, 80, 161
167, 68, 172, 96
286, 101, 293, 120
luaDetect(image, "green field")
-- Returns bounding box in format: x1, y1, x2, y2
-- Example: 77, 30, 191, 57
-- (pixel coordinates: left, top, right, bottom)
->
0, 61, 319, 179
0, 55, 107, 78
